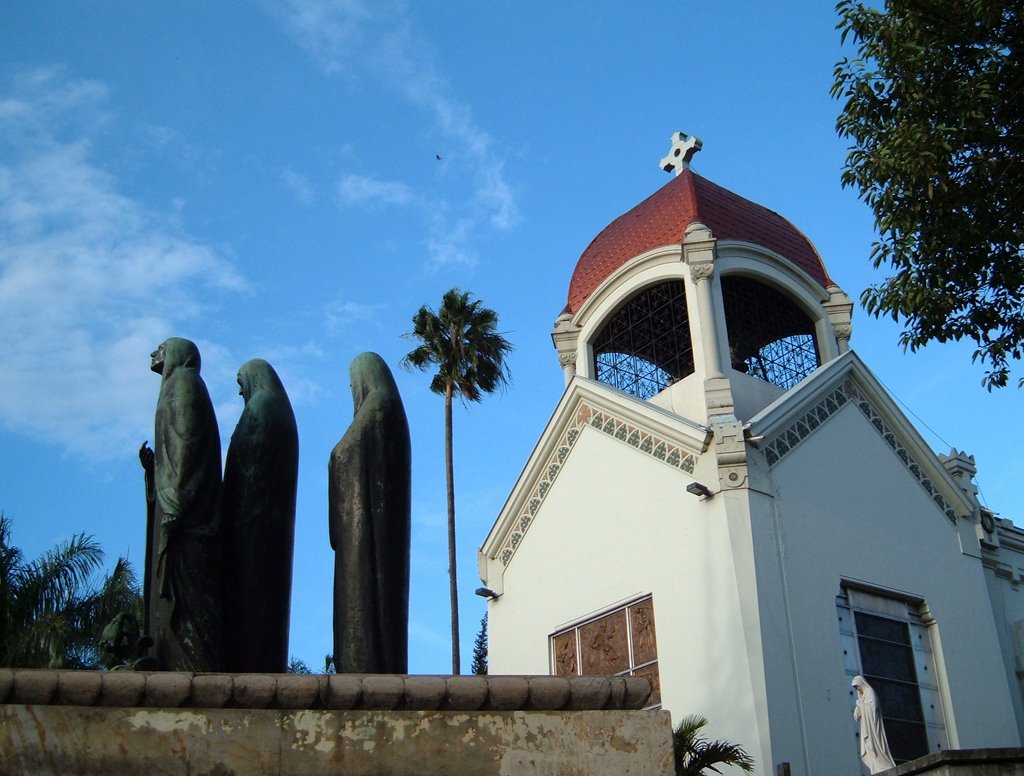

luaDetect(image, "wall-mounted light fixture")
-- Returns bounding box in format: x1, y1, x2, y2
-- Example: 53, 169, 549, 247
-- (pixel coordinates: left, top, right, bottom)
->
686, 481, 714, 499
475, 587, 500, 600
744, 429, 764, 448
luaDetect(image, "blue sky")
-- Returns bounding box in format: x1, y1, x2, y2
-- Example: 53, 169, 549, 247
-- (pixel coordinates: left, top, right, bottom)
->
2, 1, 1021, 673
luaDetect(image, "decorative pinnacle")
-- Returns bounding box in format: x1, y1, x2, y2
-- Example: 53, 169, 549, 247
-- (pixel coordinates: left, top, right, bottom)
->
660, 132, 703, 175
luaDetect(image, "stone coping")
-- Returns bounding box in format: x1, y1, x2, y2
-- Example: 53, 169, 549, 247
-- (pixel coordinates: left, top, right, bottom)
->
0, 670, 652, 712
891, 748, 1024, 775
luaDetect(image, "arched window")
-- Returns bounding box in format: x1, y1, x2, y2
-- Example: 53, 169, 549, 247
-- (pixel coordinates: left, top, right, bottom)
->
592, 281, 694, 399
722, 275, 819, 390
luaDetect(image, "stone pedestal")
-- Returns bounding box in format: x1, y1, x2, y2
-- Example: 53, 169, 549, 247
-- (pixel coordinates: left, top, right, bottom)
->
0, 670, 673, 775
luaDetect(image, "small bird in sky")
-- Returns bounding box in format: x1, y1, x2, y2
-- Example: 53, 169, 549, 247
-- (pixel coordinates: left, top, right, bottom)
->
436, 154, 442, 160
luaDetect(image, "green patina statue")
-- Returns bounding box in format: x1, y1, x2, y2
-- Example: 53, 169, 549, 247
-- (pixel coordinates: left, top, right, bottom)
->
222, 358, 299, 673
148, 337, 225, 671
329, 352, 412, 673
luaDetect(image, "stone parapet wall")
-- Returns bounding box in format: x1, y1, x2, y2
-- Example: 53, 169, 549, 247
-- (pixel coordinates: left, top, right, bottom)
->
0, 671, 674, 775
0, 669, 652, 711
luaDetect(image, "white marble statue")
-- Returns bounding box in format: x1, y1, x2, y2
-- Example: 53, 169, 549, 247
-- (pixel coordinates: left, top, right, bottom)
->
852, 675, 897, 774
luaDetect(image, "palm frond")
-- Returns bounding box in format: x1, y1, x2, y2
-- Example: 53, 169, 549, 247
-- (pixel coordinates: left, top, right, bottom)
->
402, 287, 513, 403
16, 533, 103, 617
0, 516, 142, 669
0, 514, 25, 652
673, 714, 754, 775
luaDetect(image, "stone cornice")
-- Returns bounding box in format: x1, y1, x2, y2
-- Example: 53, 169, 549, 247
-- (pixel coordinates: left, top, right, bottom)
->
0, 670, 653, 712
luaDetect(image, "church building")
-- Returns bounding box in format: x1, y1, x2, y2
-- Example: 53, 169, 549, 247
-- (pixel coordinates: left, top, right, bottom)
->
479, 134, 1024, 774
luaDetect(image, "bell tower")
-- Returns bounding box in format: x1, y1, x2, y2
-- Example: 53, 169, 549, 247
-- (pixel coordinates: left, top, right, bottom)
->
552, 133, 853, 425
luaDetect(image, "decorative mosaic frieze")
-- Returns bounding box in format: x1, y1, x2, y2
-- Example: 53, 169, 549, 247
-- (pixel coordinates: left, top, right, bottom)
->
498, 401, 699, 567
763, 378, 960, 524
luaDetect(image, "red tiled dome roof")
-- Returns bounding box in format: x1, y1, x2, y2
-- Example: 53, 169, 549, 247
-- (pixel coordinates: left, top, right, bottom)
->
566, 170, 831, 314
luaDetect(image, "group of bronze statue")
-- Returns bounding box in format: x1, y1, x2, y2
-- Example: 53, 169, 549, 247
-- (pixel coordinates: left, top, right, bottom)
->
139, 337, 410, 674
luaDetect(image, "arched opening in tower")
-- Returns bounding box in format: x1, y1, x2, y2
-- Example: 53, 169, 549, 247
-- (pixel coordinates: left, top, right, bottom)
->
592, 280, 695, 400
722, 275, 819, 390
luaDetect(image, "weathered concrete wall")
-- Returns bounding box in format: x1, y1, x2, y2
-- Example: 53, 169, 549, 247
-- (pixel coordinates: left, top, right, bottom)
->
1, 705, 672, 775
0, 670, 673, 775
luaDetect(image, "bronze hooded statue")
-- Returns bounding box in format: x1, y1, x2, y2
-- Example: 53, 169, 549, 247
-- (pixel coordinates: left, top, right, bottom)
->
222, 358, 299, 672
148, 337, 225, 671
329, 352, 411, 673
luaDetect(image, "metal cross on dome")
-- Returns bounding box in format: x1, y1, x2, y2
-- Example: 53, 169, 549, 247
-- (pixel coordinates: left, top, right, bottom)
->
660, 132, 703, 175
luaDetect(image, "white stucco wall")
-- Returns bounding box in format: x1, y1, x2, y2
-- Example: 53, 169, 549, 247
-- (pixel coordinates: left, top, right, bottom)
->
487, 424, 771, 769
981, 525, 1024, 737
764, 402, 1021, 774
483, 362, 1021, 776
726, 369, 786, 422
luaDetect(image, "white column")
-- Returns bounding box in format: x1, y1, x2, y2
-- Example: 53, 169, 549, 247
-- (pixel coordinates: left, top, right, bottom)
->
683, 222, 735, 420
683, 222, 724, 379
823, 284, 854, 355
550, 313, 579, 387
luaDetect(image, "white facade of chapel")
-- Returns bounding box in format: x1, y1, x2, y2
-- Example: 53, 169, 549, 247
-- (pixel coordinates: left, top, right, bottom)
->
479, 137, 1024, 776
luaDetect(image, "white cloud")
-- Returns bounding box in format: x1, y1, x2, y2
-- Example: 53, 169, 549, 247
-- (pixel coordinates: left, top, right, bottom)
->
336, 173, 413, 207
425, 213, 475, 268
275, 0, 519, 268
141, 124, 178, 149
233, 341, 326, 407
0, 65, 110, 135
257, 340, 327, 362
281, 166, 315, 206
323, 299, 387, 333
0, 68, 244, 461
277, 0, 376, 77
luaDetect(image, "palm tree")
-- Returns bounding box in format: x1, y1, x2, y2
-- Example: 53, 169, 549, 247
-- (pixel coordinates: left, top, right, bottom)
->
0, 513, 142, 669
69, 556, 144, 669
402, 288, 512, 674
673, 715, 755, 775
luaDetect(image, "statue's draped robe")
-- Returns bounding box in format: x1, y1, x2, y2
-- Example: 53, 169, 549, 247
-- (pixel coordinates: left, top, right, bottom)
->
329, 352, 411, 673
222, 358, 299, 672
852, 675, 896, 774
151, 338, 224, 671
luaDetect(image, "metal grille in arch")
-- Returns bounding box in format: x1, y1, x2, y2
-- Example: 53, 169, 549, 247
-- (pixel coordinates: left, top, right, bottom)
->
722, 275, 819, 390
592, 281, 695, 400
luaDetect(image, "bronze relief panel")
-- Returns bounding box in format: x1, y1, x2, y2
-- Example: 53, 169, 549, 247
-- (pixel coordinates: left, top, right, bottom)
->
552, 630, 577, 676
629, 599, 658, 665
580, 609, 629, 675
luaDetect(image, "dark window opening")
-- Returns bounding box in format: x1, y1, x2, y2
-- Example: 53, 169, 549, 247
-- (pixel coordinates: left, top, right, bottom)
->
722, 275, 819, 390
592, 281, 694, 400
855, 611, 929, 765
